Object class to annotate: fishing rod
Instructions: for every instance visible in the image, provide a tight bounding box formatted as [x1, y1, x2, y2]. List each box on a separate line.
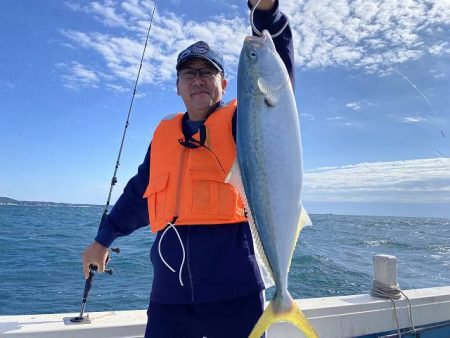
[70, 1, 158, 324]
[101, 0, 158, 224]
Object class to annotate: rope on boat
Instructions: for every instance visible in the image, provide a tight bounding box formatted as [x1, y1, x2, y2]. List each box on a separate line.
[371, 280, 416, 337]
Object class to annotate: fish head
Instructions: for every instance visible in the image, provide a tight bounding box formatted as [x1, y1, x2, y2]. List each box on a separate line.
[238, 30, 290, 106]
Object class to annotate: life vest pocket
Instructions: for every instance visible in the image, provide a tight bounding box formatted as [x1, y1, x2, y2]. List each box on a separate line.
[190, 170, 235, 218]
[144, 173, 170, 223]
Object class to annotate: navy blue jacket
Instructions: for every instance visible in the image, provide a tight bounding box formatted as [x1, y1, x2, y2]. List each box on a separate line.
[95, 0, 294, 304]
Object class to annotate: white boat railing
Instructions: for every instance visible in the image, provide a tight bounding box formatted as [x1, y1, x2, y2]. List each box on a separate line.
[1, 285, 450, 338]
[2, 256, 450, 337]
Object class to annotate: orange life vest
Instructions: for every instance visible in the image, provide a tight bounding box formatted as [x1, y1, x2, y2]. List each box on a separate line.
[144, 99, 246, 233]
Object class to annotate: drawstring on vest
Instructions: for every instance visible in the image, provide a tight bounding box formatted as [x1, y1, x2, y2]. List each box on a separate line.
[178, 124, 227, 174]
[158, 221, 186, 287]
[178, 124, 207, 149]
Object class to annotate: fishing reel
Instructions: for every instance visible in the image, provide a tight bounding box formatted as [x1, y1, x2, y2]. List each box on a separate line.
[69, 247, 120, 324]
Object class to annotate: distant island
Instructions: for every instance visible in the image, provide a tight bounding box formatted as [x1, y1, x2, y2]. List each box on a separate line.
[0, 197, 96, 207]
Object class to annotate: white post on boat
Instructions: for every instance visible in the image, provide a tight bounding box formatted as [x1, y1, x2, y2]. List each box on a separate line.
[373, 254, 397, 286]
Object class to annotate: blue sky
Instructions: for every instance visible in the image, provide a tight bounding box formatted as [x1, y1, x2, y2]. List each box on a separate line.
[1, 0, 449, 217]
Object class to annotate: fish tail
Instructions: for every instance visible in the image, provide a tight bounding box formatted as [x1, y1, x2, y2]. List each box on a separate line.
[248, 296, 318, 338]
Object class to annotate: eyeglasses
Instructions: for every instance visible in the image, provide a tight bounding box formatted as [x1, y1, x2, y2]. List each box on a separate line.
[178, 67, 220, 80]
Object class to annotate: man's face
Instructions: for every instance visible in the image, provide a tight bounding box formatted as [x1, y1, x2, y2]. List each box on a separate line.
[177, 58, 227, 120]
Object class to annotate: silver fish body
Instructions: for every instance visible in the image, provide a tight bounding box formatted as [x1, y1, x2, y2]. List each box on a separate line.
[231, 30, 317, 337]
[237, 31, 302, 294]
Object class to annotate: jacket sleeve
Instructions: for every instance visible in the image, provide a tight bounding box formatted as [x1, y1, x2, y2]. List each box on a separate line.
[248, 0, 295, 89]
[95, 144, 151, 248]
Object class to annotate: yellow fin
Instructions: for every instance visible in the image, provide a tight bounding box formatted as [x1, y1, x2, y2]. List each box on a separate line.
[248, 297, 318, 338]
[289, 205, 312, 263]
[300, 205, 312, 229]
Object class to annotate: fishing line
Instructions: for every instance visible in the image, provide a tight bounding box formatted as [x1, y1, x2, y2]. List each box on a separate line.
[250, 0, 288, 38]
[391, 67, 446, 139]
[100, 1, 158, 223]
[432, 148, 448, 158]
[392, 68, 436, 118]
[390, 67, 448, 158]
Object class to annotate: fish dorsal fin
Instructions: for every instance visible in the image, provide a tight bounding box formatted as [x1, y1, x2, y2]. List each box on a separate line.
[225, 159, 275, 288]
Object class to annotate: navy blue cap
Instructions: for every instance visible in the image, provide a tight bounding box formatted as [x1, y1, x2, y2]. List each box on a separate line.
[176, 41, 224, 73]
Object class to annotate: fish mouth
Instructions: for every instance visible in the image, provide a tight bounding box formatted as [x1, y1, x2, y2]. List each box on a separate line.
[244, 30, 270, 43]
[243, 32, 272, 58]
[244, 35, 266, 49]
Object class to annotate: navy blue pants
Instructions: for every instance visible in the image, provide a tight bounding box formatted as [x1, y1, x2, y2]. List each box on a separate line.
[145, 291, 265, 338]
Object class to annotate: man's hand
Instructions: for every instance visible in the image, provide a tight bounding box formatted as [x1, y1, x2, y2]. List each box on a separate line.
[249, 0, 275, 11]
[82, 241, 109, 279]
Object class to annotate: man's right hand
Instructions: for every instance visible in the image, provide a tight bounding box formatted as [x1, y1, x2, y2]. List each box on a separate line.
[82, 241, 109, 280]
[249, 0, 275, 11]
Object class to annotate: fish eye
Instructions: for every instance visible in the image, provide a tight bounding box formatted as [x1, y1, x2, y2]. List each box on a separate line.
[249, 50, 257, 58]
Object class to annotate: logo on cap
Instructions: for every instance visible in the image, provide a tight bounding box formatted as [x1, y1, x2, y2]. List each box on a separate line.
[191, 41, 209, 55]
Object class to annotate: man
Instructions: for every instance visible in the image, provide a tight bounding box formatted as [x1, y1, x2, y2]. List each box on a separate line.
[83, 0, 294, 336]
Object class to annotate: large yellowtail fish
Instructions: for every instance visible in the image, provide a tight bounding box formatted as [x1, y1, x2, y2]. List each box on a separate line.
[226, 30, 318, 338]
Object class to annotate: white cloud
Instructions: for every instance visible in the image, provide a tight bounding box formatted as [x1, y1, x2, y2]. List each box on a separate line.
[284, 0, 450, 71]
[403, 116, 427, 123]
[70, 0, 130, 29]
[326, 116, 344, 121]
[61, 0, 450, 89]
[61, 3, 247, 88]
[106, 83, 129, 93]
[121, 0, 148, 19]
[302, 113, 316, 121]
[344, 122, 354, 126]
[433, 72, 446, 79]
[428, 42, 450, 55]
[346, 102, 361, 110]
[59, 61, 100, 89]
[429, 0, 450, 25]
[303, 158, 450, 203]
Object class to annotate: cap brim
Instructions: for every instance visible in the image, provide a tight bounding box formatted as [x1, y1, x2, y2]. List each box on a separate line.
[176, 55, 222, 72]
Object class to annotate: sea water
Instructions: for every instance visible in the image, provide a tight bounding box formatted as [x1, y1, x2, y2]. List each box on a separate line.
[0, 205, 449, 315]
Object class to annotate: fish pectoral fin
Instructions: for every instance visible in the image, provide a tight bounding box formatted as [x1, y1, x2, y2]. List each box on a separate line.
[257, 77, 278, 107]
[258, 76, 290, 107]
[248, 297, 318, 338]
